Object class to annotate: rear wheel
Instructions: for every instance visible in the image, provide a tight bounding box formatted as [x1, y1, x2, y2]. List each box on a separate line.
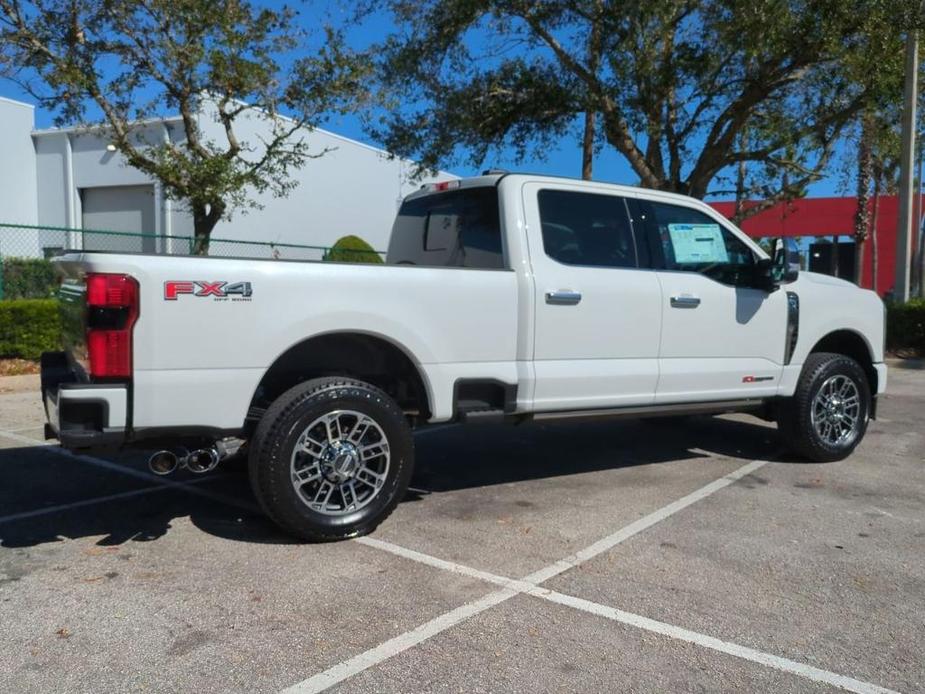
[778, 352, 870, 462]
[248, 377, 414, 541]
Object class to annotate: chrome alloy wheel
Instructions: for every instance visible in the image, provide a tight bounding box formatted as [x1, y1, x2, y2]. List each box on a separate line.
[289, 410, 390, 516]
[810, 374, 862, 447]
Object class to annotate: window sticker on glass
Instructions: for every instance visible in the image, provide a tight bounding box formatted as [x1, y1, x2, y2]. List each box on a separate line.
[667, 223, 729, 264]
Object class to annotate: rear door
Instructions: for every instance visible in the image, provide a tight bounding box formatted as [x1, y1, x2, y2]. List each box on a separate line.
[523, 181, 662, 411]
[631, 195, 788, 403]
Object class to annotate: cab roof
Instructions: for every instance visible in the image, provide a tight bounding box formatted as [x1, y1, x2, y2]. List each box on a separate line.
[405, 172, 704, 210]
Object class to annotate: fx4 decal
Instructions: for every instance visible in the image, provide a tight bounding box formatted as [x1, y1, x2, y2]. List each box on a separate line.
[164, 281, 253, 301]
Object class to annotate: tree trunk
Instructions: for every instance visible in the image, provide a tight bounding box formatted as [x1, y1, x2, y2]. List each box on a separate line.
[581, 1, 603, 182]
[734, 159, 747, 222]
[853, 113, 873, 285]
[191, 202, 224, 256]
[192, 212, 212, 256]
[871, 179, 881, 295]
[917, 132, 924, 297]
[733, 129, 749, 223]
[582, 110, 595, 180]
[855, 235, 865, 287]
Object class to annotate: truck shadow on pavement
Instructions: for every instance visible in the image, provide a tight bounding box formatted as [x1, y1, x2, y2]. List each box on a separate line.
[408, 414, 785, 493]
[0, 414, 790, 549]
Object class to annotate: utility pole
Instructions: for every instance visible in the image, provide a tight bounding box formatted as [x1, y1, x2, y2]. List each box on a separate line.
[896, 24, 921, 302]
[919, 142, 925, 297]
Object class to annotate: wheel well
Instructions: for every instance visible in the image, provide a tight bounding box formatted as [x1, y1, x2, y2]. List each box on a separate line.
[810, 330, 877, 392]
[247, 333, 430, 430]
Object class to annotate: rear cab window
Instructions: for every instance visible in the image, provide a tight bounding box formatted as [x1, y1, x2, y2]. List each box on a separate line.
[387, 187, 505, 269]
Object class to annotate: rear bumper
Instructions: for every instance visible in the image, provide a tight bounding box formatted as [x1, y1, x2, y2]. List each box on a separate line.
[41, 352, 127, 449]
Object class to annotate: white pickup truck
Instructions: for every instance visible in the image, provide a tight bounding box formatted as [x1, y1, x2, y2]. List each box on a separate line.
[41, 173, 887, 541]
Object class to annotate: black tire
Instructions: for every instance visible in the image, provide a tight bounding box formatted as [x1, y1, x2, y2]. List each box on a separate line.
[778, 352, 871, 462]
[248, 377, 414, 542]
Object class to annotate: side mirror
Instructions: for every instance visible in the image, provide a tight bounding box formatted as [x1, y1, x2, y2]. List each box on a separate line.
[771, 238, 800, 284]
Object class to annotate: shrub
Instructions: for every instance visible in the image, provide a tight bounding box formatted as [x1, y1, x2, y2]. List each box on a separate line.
[2, 257, 58, 300]
[0, 299, 61, 360]
[322, 235, 384, 264]
[886, 299, 925, 355]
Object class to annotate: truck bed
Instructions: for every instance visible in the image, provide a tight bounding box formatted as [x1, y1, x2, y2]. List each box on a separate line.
[53, 252, 522, 432]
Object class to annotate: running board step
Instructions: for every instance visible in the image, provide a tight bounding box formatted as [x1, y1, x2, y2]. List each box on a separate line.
[459, 407, 507, 424]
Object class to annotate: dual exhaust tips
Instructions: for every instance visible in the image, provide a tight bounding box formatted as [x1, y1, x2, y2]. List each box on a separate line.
[148, 447, 221, 476]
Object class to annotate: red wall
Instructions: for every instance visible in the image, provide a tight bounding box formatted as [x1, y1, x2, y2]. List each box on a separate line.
[710, 196, 922, 297]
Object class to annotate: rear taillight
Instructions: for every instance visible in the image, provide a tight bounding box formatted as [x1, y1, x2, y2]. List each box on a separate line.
[85, 273, 139, 378]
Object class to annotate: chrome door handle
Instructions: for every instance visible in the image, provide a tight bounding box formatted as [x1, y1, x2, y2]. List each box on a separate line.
[546, 290, 582, 306]
[670, 295, 701, 308]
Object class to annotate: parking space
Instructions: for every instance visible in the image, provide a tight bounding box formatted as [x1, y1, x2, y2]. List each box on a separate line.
[335, 595, 834, 694]
[0, 363, 922, 693]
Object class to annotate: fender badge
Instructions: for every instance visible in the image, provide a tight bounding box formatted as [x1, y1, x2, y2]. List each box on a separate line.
[164, 281, 253, 301]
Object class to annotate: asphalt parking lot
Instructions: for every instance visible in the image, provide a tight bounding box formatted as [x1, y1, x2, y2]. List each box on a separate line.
[0, 363, 923, 694]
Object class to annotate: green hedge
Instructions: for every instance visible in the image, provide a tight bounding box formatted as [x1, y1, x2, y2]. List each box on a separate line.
[886, 299, 925, 355]
[2, 257, 57, 300]
[0, 299, 60, 360]
[322, 235, 384, 264]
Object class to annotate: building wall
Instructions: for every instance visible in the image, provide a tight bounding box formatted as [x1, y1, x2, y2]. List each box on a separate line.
[0, 97, 39, 257]
[711, 196, 923, 297]
[25, 100, 450, 257]
[34, 132, 70, 230]
[34, 120, 192, 254]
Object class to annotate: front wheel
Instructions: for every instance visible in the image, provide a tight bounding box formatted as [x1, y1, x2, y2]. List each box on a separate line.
[248, 377, 414, 541]
[778, 352, 871, 462]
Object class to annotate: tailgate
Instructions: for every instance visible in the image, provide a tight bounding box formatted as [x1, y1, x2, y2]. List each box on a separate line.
[41, 256, 131, 449]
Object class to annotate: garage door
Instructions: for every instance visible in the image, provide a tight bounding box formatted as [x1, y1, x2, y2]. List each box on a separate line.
[81, 185, 156, 253]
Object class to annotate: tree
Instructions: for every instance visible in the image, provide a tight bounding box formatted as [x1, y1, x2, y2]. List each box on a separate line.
[370, 0, 921, 214]
[0, 0, 370, 253]
[853, 111, 874, 285]
[323, 234, 384, 263]
[845, 91, 907, 292]
[872, 150, 901, 294]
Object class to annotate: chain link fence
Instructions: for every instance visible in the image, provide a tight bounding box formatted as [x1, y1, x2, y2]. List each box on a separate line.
[0, 222, 386, 299]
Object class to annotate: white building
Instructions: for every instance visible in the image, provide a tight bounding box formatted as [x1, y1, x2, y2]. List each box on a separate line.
[0, 96, 452, 258]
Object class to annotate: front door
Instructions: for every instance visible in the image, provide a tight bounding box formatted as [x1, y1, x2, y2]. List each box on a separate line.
[524, 182, 663, 412]
[632, 196, 788, 403]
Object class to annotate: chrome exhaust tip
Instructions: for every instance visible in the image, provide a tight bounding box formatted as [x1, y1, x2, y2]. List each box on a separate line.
[186, 447, 220, 474]
[148, 450, 179, 476]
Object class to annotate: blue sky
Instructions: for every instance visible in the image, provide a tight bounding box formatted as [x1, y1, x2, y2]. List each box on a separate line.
[0, 0, 855, 200]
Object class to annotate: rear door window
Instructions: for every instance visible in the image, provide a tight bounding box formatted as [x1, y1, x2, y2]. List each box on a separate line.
[387, 187, 504, 268]
[537, 189, 646, 269]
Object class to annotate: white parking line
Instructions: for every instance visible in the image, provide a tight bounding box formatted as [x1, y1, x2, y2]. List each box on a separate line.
[0, 475, 222, 525]
[358, 536, 531, 589]
[0, 429, 259, 512]
[282, 459, 771, 693]
[535, 590, 897, 694]
[362, 537, 896, 694]
[282, 587, 520, 694]
[522, 458, 768, 584]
